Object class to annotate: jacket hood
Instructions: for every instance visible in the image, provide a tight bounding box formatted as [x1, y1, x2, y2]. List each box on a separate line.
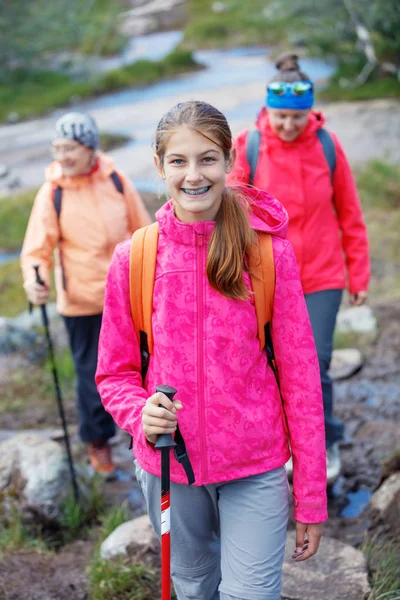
[256, 108, 326, 145]
[45, 152, 116, 188]
[155, 186, 288, 246]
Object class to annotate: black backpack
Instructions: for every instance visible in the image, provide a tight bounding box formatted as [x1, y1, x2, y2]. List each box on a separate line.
[246, 128, 336, 187]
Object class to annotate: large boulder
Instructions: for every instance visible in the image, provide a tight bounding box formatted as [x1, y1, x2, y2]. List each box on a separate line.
[282, 531, 371, 600]
[100, 514, 159, 561]
[370, 472, 400, 526]
[0, 433, 87, 524]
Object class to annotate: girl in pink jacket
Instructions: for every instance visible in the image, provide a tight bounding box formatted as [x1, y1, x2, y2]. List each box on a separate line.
[96, 100, 327, 600]
[228, 53, 370, 486]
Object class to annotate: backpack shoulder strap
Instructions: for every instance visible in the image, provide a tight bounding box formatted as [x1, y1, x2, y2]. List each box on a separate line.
[129, 222, 159, 369]
[249, 231, 275, 350]
[246, 129, 261, 187]
[316, 128, 336, 183]
[110, 170, 124, 194]
[53, 185, 63, 219]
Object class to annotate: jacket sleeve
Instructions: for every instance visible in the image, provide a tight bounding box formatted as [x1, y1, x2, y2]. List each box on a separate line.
[331, 133, 370, 294]
[271, 239, 328, 524]
[226, 129, 251, 186]
[119, 172, 152, 233]
[95, 241, 149, 442]
[20, 182, 60, 287]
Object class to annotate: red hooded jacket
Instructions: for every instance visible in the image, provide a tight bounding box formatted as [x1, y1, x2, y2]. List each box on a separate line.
[228, 109, 370, 295]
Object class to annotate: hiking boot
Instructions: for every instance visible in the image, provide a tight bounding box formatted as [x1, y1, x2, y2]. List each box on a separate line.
[87, 441, 116, 477]
[326, 442, 341, 486]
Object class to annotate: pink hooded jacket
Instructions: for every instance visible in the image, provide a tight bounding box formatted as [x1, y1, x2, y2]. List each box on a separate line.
[96, 187, 328, 523]
[228, 110, 370, 296]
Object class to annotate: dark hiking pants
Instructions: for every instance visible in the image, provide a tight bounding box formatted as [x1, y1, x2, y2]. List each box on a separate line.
[63, 313, 115, 443]
[304, 289, 344, 448]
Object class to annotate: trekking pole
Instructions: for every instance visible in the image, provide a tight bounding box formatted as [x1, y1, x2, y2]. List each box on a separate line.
[32, 265, 79, 502]
[154, 384, 177, 600]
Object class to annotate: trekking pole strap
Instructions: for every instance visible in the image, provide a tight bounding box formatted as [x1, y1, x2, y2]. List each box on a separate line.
[174, 424, 195, 485]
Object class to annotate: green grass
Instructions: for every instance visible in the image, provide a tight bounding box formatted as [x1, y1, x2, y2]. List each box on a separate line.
[0, 347, 75, 420]
[355, 160, 400, 301]
[318, 60, 400, 102]
[0, 49, 201, 123]
[181, 0, 289, 49]
[364, 540, 400, 600]
[0, 189, 36, 250]
[0, 506, 49, 554]
[87, 505, 161, 600]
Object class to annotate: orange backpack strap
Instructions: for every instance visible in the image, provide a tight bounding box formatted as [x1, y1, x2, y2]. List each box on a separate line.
[249, 232, 275, 350]
[129, 222, 159, 378]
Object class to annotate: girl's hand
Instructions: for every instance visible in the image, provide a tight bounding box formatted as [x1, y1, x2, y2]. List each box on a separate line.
[349, 290, 368, 306]
[24, 280, 49, 305]
[292, 522, 323, 562]
[142, 392, 183, 444]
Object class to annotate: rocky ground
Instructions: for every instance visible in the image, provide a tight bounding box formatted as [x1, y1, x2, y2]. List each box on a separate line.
[0, 292, 399, 599]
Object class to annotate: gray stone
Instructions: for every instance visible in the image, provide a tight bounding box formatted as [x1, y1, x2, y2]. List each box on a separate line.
[100, 514, 159, 560]
[282, 531, 370, 600]
[0, 163, 9, 178]
[336, 305, 377, 335]
[329, 348, 364, 380]
[0, 316, 38, 355]
[370, 473, 400, 516]
[0, 433, 89, 524]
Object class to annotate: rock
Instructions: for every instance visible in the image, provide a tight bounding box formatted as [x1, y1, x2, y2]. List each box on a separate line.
[0, 433, 89, 524]
[212, 2, 227, 12]
[336, 305, 378, 335]
[0, 316, 38, 355]
[329, 348, 364, 380]
[282, 531, 371, 600]
[0, 163, 9, 178]
[7, 111, 20, 124]
[370, 473, 400, 519]
[100, 514, 159, 560]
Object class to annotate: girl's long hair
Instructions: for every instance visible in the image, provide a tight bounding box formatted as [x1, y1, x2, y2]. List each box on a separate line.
[154, 101, 256, 300]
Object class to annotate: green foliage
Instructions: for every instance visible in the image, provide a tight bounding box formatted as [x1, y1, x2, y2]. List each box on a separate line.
[99, 504, 130, 540]
[0, 260, 27, 318]
[355, 160, 400, 300]
[0, 0, 128, 74]
[0, 504, 49, 554]
[88, 554, 159, 600]
[0, 189, 36, 250]
[59, 475, 105, 543]
[364, 539, 400, 599]
[0, 50, 200, 123]
[182, 0, 290, 48]
[356, 160, 400, 210]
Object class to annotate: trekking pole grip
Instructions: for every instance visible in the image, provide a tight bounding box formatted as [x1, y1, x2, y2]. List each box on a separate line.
[155, 385, 177, 450]
[33, 264, 45, 286]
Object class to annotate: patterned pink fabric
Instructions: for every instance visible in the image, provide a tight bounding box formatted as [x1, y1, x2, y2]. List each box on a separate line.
[96, 187, 328, 523]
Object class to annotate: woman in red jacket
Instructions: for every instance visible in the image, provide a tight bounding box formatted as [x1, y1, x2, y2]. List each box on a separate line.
[228, 52, 370, 484]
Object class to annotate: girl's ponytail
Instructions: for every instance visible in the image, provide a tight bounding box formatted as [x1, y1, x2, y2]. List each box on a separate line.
[207, 188, 256, 300]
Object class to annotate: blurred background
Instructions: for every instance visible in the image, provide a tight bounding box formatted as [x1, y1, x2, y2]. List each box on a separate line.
[0, 2, 399, 599]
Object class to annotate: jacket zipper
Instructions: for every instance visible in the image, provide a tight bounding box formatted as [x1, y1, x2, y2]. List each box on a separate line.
[196, 232, 208, 482]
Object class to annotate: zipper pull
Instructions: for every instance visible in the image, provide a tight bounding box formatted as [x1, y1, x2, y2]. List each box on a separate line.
[197, 233, 204, 247]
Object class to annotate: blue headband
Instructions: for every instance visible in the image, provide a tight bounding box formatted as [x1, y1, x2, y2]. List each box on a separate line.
[266, 81, 314, 110]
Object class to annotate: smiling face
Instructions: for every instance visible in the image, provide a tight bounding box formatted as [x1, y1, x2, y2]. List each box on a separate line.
[267, 108, 309, 142]
[51, 139, 95, 177]
[155, 126, 235, 223]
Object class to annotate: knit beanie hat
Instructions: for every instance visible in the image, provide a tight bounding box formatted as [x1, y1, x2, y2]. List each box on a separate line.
[55, 112, 99, 150]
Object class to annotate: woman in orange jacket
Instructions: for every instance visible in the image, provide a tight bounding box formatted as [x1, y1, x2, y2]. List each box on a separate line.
[228, 53, 370, 484]
[21, 111, 151, 475]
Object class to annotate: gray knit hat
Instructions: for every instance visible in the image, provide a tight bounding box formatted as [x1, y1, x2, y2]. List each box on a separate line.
[55, 111, 99, 150]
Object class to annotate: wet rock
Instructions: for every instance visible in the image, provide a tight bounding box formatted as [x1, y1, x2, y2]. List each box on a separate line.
[330, 348, 363, 380]
[0, 433, 89, 525]
[282, 531, 371, 600]
[100, 514, 159, 560]
[336, 305, 377, 335]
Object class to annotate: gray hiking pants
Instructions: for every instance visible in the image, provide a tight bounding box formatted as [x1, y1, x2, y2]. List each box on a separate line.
[135, 462, 290, 600]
